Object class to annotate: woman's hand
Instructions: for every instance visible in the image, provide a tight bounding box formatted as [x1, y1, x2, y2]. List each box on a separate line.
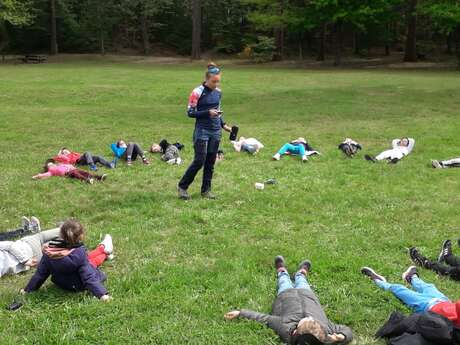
[327, 333, 345, 343]
[224, 310, 240, 320]
[209, 109, 220, 117]
[100, 295, 112, 302]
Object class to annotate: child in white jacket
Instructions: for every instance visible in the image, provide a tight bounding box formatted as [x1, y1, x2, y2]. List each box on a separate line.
[365, 137, 415, 164]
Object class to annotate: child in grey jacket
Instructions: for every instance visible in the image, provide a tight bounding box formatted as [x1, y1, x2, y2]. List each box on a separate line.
[225, 256, 353, 345]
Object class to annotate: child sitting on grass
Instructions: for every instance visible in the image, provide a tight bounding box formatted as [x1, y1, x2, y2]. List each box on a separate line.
[111, 140, 150, 166]
[150, 139, 183, 165]
[54, 147, 115, 171]
[32, 159, 107, 184]
[272, 137, 320, 162]
[21, 219, 113, 302]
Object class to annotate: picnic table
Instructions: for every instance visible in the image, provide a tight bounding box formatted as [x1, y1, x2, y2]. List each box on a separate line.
[19, 55, 48, 64]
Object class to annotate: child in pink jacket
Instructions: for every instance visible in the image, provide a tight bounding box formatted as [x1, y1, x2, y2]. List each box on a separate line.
[33, 159, 107, 184]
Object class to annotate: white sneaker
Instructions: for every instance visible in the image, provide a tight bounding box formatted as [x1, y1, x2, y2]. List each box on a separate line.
[100, 234, 113, 255]
[176, 157, 182, 165]
[272, 153, 281, 161]
[431, 160, 443, 169]
[166, 158, 176, 165]
[302, 155, 308, 162]
[21, 216, 31, 230]
[30, 216, 41, 233]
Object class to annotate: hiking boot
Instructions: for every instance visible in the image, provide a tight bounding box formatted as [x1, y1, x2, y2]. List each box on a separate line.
[438, 240, 452, 263]
[365, 154, 376, 163]
[402, 266, 418, 284]
[201, 191, 216, 200]
[361, 267, 386, 282]
[178, 187, 190, 200]
[274, 255, 286, 271]
[298, 260, 312, 274]
[409, 247, 431, 268]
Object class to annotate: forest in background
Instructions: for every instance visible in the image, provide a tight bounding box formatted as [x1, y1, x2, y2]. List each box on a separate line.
[1, 0, 460, 65]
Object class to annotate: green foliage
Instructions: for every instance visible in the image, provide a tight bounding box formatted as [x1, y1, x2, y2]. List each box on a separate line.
[421, 0, 460, 34]
[248, 35, 276, 62]
[0, 0, 34, 25]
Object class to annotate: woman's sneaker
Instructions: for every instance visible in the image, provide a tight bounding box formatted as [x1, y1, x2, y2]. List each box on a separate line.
[438, 240, 452, 263]
[100, 234, 113, 255]
[361, 267, 386, 282]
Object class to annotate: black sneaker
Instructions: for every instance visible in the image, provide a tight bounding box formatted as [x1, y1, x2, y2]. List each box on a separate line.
[409, 247, 430, 268]
[361, 267, 386, 282]
[438, 240, 452, 263]
[201, 191, 216, 200]
[178, 187, 191, 200]
[365, 154, 376, 163]
[402, 266, 418, 284]
[389, 158, 400, 164]
[298, 260, 312, 273]
[274, 255, 286, 270]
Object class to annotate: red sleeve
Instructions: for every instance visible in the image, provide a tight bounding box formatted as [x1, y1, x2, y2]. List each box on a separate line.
[456, 301, 460, 326]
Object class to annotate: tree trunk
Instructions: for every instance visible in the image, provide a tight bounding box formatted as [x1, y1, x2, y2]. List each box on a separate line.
[50, 0, 58, 55]
[446, 33, 453, 55]
[191, 0, 201, 60]
[298, 32, 303, 60]
[456, 25, 460, 69]
[274, 27, 284, 60]
[334, 21, 343, 66]
[316, 23, 326, 61]
[140, 14, 150, 55]
[100, 32, 105, 55]
[404, 0, 417, 62]
[385, 23, 391, 56]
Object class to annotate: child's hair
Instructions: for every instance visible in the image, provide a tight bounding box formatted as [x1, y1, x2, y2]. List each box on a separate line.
[206, 62, 221, 79]
[159, 139, 169, 153]
[43, 158, 56, 172]
[116, 140, 123, 148]
[60, 219, 85, 246]
[58, 147, 68, 155]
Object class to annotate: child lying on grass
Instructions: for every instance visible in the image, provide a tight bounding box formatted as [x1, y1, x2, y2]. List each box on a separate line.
[272, 137, 320, 162]
[21, 219, 113, 302]
[54, 147, 115, 170]
[110, 140, 150, 166]
[231, 137, 264, 155]
[365, 137, 415, 164]
[151, 139, 183, 165]
[32, 159, 107, 184]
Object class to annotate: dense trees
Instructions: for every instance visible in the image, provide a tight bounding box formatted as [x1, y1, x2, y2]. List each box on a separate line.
[2, 0, 460, 65]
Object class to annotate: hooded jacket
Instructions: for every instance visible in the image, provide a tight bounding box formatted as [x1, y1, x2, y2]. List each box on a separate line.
[239, 288, 353, 344]
[24, 245, 107, 298]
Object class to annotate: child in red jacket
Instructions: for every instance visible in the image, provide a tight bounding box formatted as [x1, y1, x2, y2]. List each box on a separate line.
[54, 148, 114, 171]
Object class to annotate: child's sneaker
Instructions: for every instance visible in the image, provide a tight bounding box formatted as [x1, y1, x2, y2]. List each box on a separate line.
[89, 164, 98, 171]
[142, 158, 150, 165]
[302, 155, 308, 162]
[438, 240, 452, 263]
[272, 153, 281, 161]
[176, 157, 182, 165]
[100, 174, 107, 182]
[21, 216, 31, 231]
[402, 266, 418, 284]
[431, 160, 443, 169]
[87, 178, 95, 184]
[111, 159, 117, 168]
[361, 267, 386, 282]
[127, 159, 133, 166]
[100, 234, 113, 255]
[30, 216, 41, 233]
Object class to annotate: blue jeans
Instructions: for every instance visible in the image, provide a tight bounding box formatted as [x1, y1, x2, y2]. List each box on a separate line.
[278, 143, 305, 157]
[375, 277, 450, 313]
[277, 271, 311, 296]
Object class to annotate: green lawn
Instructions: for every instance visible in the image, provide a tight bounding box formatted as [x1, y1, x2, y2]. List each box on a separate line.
[1, 60, 460, 345]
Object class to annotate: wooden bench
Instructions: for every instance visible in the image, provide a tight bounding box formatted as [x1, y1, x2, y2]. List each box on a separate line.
[19, 55, 48, 64]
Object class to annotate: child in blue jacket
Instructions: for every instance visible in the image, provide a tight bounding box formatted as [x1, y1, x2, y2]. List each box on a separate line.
[111, 140, 150, 166]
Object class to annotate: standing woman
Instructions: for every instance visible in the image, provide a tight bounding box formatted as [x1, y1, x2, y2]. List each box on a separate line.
[178, 63, 228, 200]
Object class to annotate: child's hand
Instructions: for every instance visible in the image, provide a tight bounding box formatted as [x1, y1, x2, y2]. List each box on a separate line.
[224, 310, 240, 320]
[327, 333, 345, 343]
[100, 295, 112, 302]
[19, 289, 26, 295]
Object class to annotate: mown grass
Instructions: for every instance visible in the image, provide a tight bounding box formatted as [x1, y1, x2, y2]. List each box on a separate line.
[0, 60, 460, 345]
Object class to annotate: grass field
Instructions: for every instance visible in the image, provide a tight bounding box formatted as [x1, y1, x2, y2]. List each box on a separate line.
[1, 60, 460, 345]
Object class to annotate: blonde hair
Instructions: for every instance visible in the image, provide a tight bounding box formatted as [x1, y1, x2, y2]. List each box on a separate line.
[60, 219, 85, 246]
[205, 62, 221, 79]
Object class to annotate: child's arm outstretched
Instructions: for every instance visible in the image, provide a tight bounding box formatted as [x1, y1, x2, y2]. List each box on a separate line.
[78, 264, 111, 301]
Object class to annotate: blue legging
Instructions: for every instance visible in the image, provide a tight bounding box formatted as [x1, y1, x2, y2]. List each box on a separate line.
[375, 277, 450, 313]
[277, 271, 311, 295]
[277, 143, 305, 157]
